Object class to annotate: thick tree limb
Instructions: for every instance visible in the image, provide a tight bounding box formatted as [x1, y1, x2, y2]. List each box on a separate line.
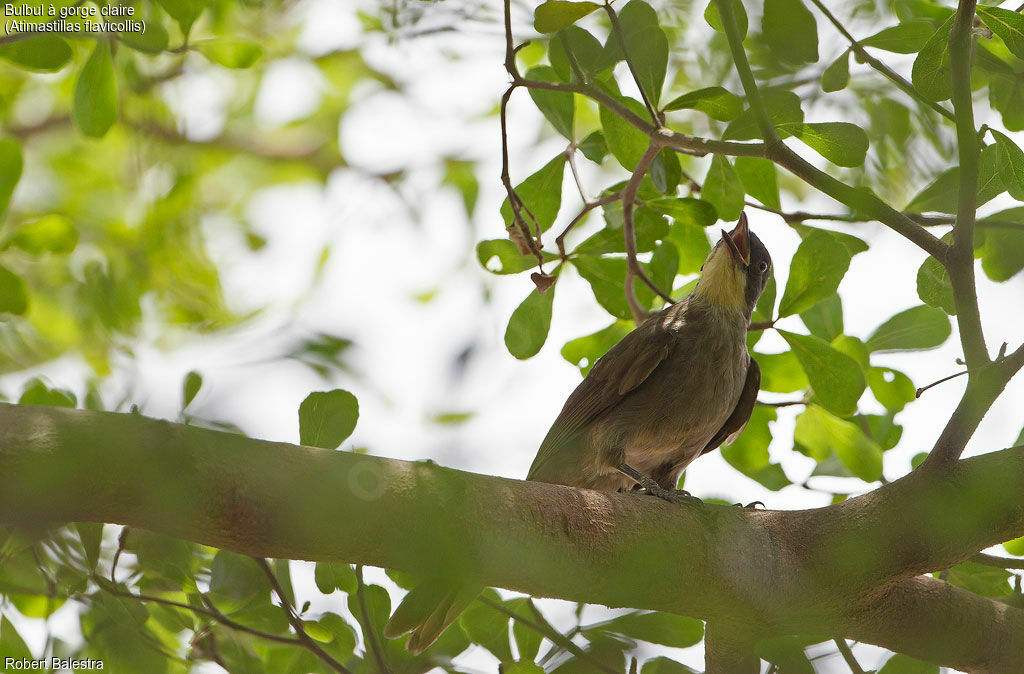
[1, 404, 1023, 671]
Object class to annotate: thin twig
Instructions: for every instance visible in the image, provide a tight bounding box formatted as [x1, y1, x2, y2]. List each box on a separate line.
[555, 192, 622, 258]
[834, 638, 867, 674]
[970, 552, 1024, 569]
[623, 142, 672, 324]
[756, 399, 808, 408]
[916, 369, 968, 398]
[255, 558, 352, 674]
[355, 565, 390, 674]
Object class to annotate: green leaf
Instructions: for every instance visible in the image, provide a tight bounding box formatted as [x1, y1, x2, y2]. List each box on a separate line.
[550, 26, 613, 81]
[779, 122, 869, 168]
[460, 590, 512, 661]
[0, 35, 72, 72]
[599, 97, 650, 171]
[183, 371, 202, 408]
[505, 286, 555, 359]
[763, 0, 818, 65]
[156, 0, 203, 36]
[573, 254, 663, 319]
[73, 41, 118, 138]
[314, 562, 357, 594]
[0, 616, 33, 661]
[1003, 534, 1024, 556]
[0, 138, 23, 219]
[648, 241, 678, 305]
[860, 20, 934, 54]
[867, 367, 916, 411]
[911, 16, 954, 102]
[663, 86, 743, 121]
[945, 560, 1013, 597]
[800, 293, 843, 342]
[0, 265, 29, 316]
[209, 551, 269, 613]
[609, 0, 668, 105]
[526, 66, 574, 139]
[587, 611, 703, 648]
[477, 239, 552, 275]
[506, 597, 543, 662]
[721, 406, 791, 491]
[195, 39, 264, 68]
[917, 238, 956, 315]
[977, 143, 1008, 204]
[500, 154, 566, 233]
[821, 50, 850, 92]
[991, 130, 1024, 201]
[734, 157, 780, 210]
[346, 583, 390, 637]
[723, 91, 804, 141]
[576, 204, 667, 255]
[534, 0, 601, 33]
[867, 305, 951, 351]
[878, 654, 939, 674]
[756, 351, 809, 393]
[704, 0, 747, 39]
[646, 198, 717, 227]
[667, 221, 711, 275]
[298, 389, 359, 449]
[119, 16, 170, 54]
[578, 130, 608, 163]
[791, 225, 868, 256]
[977, 209, 1024, 282]
[794, 405, 882, 481]
[831, 334, 869, 370]
[650, 148, 681, 194]
[505, 662, 545, 674]
[780, 331, 866, 417]
[906, 167, 958, 213]
[977, 6, 1024, 61]
[642, 657, 699, 674]
[702, 155, 744, 222]
[11, 215, 77, 254]
[778, 230, 853, 317]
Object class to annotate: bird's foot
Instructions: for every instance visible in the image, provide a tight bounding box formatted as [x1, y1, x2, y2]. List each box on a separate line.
[733, 500, 765, 510]
[642, 485, 704, 505]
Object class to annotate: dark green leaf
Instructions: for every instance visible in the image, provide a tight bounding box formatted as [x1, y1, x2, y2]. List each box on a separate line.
[648, 241, 679, 305]
[550, 26, 614, 81]
[977, 6, 1024, 61]
[800, 293, 843, 342]
[73, 41, 118, 138]
[314, 562, 357, 594]
[578, 130, 608, 163]
[534, 0, 601, 33]
[573, 255, 634, 320]
[756, 351, 809, 393]
[821, 50, 851, 92]
[647, 198, 717, 227]
[527, 66, 575, 139]
[183, 371, 202, 407]
[562, 321, 633, 375]
[318, 612, 358, 662]
[704, 0, 747, 39]
[862, 412, 903, 451]
[76, 522, 103, 570]
[867, 305, 951, 351]
[588, 611, 703, 648]
[459, 590, 512, 661]
[861, 20, 934, 53]
[945, 561, 1013, 597]
[779, 230, 853, 317]
[992, 130, 1024, 201]
[0, 35, 72, 72]
[346, 583, 390, 636]
[0, 138, 23, 220]
[505, 286, 555, 359]
[477, 239, 550, 275]
[977, 143, 1008, 204]
[702, 155, 744, 221]
[119, 15, 170, 54]
[650, 148, 681, 194]
[505, 597, 543, 662]
[209, 551, 269, 613]
[735, 157, 780, 210]
[721, 406, 791, 490]
[780, 331, 866, 417]
[664, 86, 743, 121]
[978, 208, 1024, 282]
[576, 205, 667, 255]
[878, 654, 940, 674]
[298, 389, 359, 449]
[599, 97, 650, 171]
[501, 154, 566, 233]
[505, 662, 545, 674]
[0, 265, 29, 315]
[911, 16, 954, 102]
[668, 220, 711, 275]
[195, 39, 264, 68]
[11, 215, 77, 254]
[0, 616, 33, 661]
[790, 225, 868, 255]
[795, 404, 882, 481]
[906, 168, 958, 213]
[18, 378, 75, 407]
[610, 0, 669, 105]
[723, 91, 804, 141]
[763, 0, 818, 65]
[917, 237, 956, 315]
[642, 657, 699, 674]
[779, 122, 869, 167]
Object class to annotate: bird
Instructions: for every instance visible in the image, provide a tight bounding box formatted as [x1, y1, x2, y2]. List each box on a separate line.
[384, 213, 772, 653]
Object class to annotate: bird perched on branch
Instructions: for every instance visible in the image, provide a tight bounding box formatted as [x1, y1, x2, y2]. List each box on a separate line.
[385, 213, 772, 652]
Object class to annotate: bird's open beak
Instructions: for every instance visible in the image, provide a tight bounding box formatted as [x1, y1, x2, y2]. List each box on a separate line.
[721, 213, 751, 267]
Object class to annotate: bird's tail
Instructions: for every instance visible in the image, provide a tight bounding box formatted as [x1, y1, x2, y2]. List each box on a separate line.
[383, 579, 481, 654]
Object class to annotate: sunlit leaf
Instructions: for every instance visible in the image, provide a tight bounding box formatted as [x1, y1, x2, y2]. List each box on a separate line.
[867, 367, 916, 411]
[0, 265, 29, 315]
[298, 389, 359, 449]
[911, 16, 954, 102]
[0, 35, 72, 72]
[500, 154, 566, 233]
[534, 0, 601, 33]
[527, 66, 574, 139]
[795, 404, 882, 481]
[867, 305, 951, 351]
[821, 50, 850, 92]
[701, 155, 743, 222]
[779, 230, 853, 317]
[977, 6, 1024, 61]
[780, 331, 865, 416]
[800, 293, 843, 342]
[735, 157, 780, 210]
[664, 86, 743, 121]
[861, 20, 934, 53]
[195, 39, 263, 68]
[779, 122, 869, 167]
[600, 96, 651, 171]
[505, 286, 555, 359]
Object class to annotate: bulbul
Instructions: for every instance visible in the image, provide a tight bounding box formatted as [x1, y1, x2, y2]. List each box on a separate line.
[384, 213, 772, 652]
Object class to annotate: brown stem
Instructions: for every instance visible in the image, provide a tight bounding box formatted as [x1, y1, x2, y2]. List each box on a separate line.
[622, 142, 671, 324]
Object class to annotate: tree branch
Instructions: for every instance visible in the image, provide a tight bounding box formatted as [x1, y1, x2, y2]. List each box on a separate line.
[622, 141, 671, 324]
[2, 405, 1023, 670]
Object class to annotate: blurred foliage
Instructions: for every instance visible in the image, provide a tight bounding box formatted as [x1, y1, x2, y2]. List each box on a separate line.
[2, 0, 1024, 671]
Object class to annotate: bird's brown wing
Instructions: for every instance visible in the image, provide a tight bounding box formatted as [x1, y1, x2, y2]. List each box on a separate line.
[700, 356, 760, 455]
[527, 309, 676, 481]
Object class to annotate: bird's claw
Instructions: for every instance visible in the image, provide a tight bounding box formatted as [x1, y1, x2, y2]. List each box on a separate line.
[733, 500, 765, 510]
[641, 486, 703, 505]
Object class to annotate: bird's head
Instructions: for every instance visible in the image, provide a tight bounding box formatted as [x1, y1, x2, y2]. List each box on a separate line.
[693, 213, 772, 317]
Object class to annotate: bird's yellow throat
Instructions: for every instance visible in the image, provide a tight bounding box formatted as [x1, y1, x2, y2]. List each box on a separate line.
[693, 246, 747, 311]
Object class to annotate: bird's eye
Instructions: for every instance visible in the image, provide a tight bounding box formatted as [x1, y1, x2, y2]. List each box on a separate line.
[758, 261, 769, 273]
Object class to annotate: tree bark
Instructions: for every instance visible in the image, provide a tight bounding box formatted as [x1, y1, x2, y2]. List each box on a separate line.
[1, 404, 1022, 671]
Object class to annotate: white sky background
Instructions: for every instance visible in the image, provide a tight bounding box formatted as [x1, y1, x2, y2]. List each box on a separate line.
[5, 0, 1024, 672]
